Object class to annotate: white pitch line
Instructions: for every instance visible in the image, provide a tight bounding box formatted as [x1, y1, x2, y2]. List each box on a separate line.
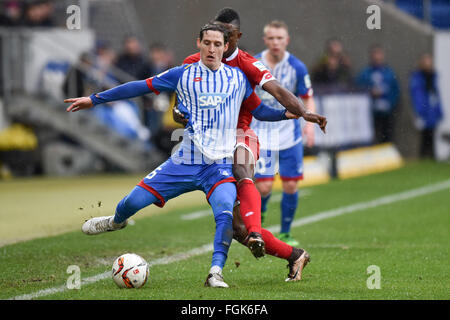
[9, 179, 450, 300]
[10, 243, 214, 300]
[270, 189, 312, 203]
[180, 209, 212, 221]
[265, 179, 450, 233]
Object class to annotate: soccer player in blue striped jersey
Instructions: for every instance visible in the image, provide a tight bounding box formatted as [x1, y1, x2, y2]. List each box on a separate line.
[251, 20, 317, 246]
[64, 23, 297, 288]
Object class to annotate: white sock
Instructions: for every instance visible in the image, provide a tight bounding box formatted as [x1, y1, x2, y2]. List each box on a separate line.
[210, 265, 222, 275]
[108, 216, 114, 227]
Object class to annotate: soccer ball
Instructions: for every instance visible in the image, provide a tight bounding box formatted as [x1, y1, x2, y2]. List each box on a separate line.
[112, 253, 149, 288]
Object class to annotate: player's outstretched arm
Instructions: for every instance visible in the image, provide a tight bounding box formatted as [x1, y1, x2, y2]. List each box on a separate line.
[65, 80, 151, 112]
[262, 80, 327, 133]
[250, 102, 299, 121]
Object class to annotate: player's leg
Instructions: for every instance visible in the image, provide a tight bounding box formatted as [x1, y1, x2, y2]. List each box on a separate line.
[256, 178, 274, 225]
[278, 142, 304, 246]
[205, 182, 236, 288]
[114, 185, 158, 223]
[233, 129, 265, 257]
[81, 184, 158, 235]
[82, 159, 187, 235]
[278, 180, 299, 246]
[232, 205, 310, 281]
[254, 148, 277, 224]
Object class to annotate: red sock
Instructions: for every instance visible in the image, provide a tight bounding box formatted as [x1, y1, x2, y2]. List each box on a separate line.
[261, 228, 293, 259]
[237, 179, 262, 234]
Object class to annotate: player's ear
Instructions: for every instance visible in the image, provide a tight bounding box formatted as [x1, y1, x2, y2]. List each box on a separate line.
[237, 32, 242, 40]
[224, 42, 229, 52]
[196, 38, 201, 49]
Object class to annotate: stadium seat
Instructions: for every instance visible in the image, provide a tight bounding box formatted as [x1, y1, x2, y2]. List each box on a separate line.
[394, 0, 450, 29]
[431, 0, 450, 29]
[395, 0, 424, 20]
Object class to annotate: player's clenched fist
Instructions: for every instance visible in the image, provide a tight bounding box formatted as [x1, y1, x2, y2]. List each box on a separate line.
[303, 111, 327, 133]
[64, 97, 94, 112]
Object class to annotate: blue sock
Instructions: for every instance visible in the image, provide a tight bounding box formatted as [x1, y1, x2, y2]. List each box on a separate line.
[261, 193, 272, 213]
[281, 191, 298, 234]
[208, 182, 236, 269]
[114, 186, 158, 223]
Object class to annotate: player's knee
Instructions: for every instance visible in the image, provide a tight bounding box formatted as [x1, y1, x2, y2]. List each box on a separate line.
[257, 180, 273, 197]
[119, 195, 143, 213]
[213, 195, 233, 211]
[209, 183, 236, 219]
[232, 163, 254, 181]
[282, 180, 298, 194]
[118, 186, 156, 213]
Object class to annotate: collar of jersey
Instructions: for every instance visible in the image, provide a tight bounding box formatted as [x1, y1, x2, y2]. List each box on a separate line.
[198, 59, 224, 73]
[261, 49, 290, 69]
[225, 47, 239, 62]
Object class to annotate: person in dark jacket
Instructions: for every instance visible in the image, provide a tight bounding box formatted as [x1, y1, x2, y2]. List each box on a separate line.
[115, 36, 153, 82]
[409, 53, 443, 159]
[356, 44, 400, 144]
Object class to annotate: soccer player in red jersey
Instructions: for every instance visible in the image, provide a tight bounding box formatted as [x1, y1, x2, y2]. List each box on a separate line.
[175, 8, 327, 281]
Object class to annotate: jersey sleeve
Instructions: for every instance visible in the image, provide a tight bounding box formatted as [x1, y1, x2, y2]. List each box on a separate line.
[145, 65, 185, 95]
[89, 80, 151, 106]
[251, 102, 287, 121]
[240, 53, 276, 87]
[241, 76, 262, 112]
[293, 58, 313, 98]
[238, 75, 262, 130]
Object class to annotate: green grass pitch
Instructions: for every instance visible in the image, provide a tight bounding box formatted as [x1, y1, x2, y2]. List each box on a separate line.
[1, 160, 449, 300]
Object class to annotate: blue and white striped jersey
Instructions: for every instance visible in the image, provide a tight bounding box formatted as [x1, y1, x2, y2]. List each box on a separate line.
[250, 50, 313, 151]
[147, 60, 259, 163]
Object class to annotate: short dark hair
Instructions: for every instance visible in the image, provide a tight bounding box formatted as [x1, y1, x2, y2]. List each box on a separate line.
[199, 22, 230, 44]
[214, 7, 240, 29]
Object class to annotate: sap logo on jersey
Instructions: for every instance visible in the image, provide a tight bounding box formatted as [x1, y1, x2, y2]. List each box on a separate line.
[198, 93, 229, 109]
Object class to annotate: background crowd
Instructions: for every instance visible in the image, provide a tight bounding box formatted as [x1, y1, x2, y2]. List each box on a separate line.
[0, 0, 445, 178]
[59, 31, 444, 159]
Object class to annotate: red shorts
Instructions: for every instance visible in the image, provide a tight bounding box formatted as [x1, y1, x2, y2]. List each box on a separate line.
[234, 128, 260, 165]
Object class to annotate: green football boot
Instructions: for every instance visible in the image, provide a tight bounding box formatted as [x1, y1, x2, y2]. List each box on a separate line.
[277, 232, 299, 247]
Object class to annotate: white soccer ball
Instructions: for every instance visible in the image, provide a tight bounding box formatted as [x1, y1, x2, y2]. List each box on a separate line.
[112, 253, 149, 288]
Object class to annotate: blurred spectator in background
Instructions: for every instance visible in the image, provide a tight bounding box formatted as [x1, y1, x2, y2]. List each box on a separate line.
[115, 36, 152, 82]
[0, 1, 23, 26]
[92, 100, 152, 145]
[114, 36, 154, 143]
[143, 43, 176, 139]
[356, 44, 399, 144]
[154, 93, 184, 156]
[409, 53, 443, 159]
[91, 41, 119, 89]
[62, 52, 93, 98]
[63, 43, 118, 101]
[62, 44, 152, 146]
[22, 0, 55, 27]
[149, 42, 175, 74]
[311, 38, 353, 90]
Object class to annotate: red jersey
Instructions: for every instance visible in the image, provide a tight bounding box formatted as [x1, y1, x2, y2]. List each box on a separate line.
[183, 48, 275, 130]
